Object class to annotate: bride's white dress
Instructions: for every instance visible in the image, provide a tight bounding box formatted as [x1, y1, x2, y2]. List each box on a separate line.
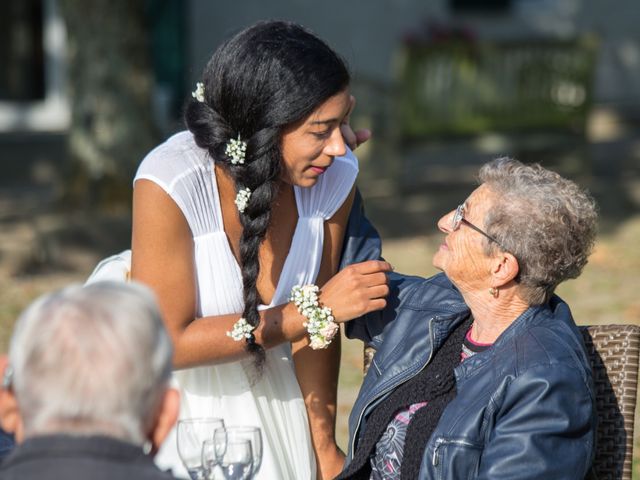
[131, 131, 358, 479]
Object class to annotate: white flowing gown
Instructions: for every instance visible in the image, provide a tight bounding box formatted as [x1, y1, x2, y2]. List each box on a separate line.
[132, 131, 358, 479]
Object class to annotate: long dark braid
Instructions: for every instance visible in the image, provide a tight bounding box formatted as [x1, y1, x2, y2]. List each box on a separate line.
[234, 131, 282, 366]
[184, 21, 350, 373]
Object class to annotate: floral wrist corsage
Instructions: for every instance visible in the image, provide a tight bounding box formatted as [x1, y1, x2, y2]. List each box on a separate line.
[290, 284, 338, 350]
[226, 317, 256, 342]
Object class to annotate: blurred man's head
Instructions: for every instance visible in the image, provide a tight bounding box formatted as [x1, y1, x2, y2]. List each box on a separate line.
[0, 281, 178, 453]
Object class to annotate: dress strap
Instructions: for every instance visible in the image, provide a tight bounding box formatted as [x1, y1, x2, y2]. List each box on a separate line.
[266, 149, 359, 307]
[133, 131, 223, 238]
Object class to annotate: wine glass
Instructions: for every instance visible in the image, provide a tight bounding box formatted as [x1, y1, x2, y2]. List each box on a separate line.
[215, 426, 262, 477]
[202, 438, 226, 480]
[177, 417, 225, 480]
[217, 439, 253, 480]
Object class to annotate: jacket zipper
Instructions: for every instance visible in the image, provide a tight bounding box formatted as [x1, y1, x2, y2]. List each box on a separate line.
[350, 315, 439, 458]
[432, 438, 478, 466]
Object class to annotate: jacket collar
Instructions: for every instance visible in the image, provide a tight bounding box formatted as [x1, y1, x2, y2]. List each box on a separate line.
[1, 434, 148, 467]
[454, 297, 573, 381]
[363, 306, 470, 408]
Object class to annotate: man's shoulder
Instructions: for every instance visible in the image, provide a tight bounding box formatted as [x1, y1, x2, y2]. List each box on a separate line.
[0, 435, 178, 480]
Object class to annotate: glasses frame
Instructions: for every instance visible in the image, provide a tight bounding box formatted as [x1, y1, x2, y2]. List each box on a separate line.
[451, 203, 502, 247]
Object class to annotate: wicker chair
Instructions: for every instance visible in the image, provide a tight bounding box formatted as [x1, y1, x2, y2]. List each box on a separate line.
[581, 324, 640, 480]
[362, 324, 640, 480]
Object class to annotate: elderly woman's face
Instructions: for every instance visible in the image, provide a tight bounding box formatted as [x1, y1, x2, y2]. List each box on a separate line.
[433, 184, 498, 291]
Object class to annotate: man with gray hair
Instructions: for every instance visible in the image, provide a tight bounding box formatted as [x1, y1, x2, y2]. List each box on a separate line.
[0, 281, 180, 479]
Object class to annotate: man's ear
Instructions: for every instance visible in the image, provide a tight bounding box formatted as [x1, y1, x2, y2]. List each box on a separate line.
[150, 387, 180, 456]
[490, 252, 519, 287]
[0, 354, 22, 442]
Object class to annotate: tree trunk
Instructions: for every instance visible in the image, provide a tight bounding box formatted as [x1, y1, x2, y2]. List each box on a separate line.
[60, 0, 158, 207]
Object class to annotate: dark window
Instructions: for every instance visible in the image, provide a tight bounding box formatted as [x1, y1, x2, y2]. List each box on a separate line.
[149, 0, 187, 125]
[0, 0, 46, 101]
[451, 0, 511, 12]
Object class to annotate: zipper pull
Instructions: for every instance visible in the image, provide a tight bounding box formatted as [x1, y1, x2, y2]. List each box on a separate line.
[432, 444, 441, 466]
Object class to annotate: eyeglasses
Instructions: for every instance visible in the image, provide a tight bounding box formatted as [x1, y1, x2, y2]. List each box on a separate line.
[451, 203, 502, 246]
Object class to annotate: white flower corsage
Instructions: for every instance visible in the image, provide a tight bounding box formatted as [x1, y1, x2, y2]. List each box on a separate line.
[192, 82, 205, 102]
[235, 187, 251, 213]
[226, 317, 256, 342]
[225, 134, 247, 165]
[290, 284, 338, 350]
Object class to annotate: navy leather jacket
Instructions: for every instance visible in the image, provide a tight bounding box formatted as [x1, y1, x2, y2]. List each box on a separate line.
[339, 192, 596, 479]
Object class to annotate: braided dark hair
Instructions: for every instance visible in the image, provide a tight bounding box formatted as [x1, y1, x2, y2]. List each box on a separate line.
[184, 21, 350, 372]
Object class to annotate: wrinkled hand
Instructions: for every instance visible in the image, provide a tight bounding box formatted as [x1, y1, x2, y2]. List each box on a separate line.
[340, 95, 372, 151]
[320, 260, 392, 322]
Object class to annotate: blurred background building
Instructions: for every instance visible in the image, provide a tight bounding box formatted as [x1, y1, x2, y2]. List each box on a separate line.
[2, 0, 640, 190]
[2, 0, 640, 472]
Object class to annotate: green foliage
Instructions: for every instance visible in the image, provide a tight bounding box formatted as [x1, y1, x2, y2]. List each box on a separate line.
[397, 37, 598, 139]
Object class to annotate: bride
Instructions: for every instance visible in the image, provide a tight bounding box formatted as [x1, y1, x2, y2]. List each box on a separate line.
[128, 20, 390, 479]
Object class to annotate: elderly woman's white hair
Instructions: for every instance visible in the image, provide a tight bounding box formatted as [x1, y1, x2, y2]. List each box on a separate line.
[479, 157, 598, 305]
[7, 281, 173, 444]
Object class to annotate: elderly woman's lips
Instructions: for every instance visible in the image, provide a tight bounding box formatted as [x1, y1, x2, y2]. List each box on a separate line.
[440, 242, 449, 250]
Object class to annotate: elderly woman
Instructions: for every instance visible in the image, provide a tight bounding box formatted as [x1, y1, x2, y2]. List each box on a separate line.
[337, 157, 597, 479]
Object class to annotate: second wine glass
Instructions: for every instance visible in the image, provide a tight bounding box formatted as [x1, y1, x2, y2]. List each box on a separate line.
[214, 426, 262, 477]
[177, 417, 225, 480]
[217, 439, 253, 480]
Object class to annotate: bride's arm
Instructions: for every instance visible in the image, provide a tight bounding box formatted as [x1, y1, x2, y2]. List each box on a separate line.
[292, 186, 356, 480]
[132, 180, 389, 370]
[132, 179, 308, 368]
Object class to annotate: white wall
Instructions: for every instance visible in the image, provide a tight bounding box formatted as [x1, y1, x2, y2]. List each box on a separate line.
[187, 0, 640, 109]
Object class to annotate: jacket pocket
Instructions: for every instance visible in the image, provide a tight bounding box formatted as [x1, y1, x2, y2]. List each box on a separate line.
[431, 437, 483, 480]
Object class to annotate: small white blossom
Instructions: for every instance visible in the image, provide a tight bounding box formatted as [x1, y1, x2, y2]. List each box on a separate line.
[226, 317, 255, 342]
[320, 322, 339, 339]
[235, 188, 252, 213]
[290, 284, 338, 350]
[192, 82, 205, 102]
[225, 135, 247, 165]
[309, 336, 326, 350]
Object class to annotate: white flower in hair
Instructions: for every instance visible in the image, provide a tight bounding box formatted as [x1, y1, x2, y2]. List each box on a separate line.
[192, 82, 205, 102]
[235, 187, 252, 213]
[225, 134, 247, 165]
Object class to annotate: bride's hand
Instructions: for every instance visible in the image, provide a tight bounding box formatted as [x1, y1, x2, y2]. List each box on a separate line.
[316, 444, 346, 480]
[320, 260, 392, 322]
[340, 95, 371, 150]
